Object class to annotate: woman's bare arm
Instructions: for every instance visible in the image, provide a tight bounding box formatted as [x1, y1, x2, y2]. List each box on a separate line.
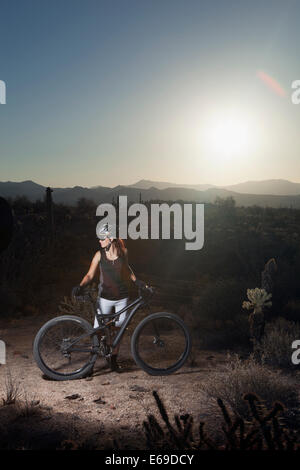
[79, 251, 100, 287]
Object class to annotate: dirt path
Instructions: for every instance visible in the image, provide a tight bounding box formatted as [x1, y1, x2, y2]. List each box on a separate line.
[0, 316, 228, 449]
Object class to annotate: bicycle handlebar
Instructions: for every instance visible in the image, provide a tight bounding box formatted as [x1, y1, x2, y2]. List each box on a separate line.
[138, 284, 154, 302]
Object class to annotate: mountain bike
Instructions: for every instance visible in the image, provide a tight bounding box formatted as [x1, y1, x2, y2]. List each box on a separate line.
[33, 285, 191, 381]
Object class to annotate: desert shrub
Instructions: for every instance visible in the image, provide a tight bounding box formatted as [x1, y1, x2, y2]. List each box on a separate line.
[58, 285, 98, 325]
[199, 355, 299, 430]
[260, 317, 300, 369]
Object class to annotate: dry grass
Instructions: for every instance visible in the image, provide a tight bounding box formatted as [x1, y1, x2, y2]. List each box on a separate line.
[2, 369, 21, 405]
[2, 369, 40, 418]
[17, 392, 40, 418]
[260, 318, 300, 369]
[198, 354, 299, 435]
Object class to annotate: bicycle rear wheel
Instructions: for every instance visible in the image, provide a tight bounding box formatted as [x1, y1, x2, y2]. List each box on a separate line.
[131, 312, 191, 375]
[33, 315, 99, 381]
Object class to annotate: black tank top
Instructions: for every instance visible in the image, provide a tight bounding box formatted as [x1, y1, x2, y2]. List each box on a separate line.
[98, 249, 130, 300]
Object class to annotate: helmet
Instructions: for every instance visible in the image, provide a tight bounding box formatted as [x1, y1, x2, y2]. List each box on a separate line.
[96, 222, 116, 240]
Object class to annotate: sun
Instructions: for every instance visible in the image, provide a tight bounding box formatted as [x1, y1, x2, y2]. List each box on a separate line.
[202, 111, 254, 161]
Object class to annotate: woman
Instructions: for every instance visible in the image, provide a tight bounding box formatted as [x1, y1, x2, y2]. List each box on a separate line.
[74, 223, 144, 371]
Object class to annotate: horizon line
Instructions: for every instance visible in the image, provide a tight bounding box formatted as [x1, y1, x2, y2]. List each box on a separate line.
[2, 177, 300, 190]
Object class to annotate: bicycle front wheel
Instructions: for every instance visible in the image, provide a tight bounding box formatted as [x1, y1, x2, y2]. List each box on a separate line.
[131, 312, 191, 375]
[33, 315, 99, 381]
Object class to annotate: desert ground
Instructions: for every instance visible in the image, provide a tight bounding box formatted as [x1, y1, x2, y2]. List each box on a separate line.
[0, 313, 227, 450]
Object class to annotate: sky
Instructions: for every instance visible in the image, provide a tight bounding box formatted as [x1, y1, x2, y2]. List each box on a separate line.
[0, 0, 300, 188]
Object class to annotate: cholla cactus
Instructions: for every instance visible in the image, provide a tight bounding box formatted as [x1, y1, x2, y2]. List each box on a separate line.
[243, 288, 272, 359]
[242, 288, 272, 312]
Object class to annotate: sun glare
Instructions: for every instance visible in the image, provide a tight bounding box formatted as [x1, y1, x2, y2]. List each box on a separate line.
[202, 111, 255, 161]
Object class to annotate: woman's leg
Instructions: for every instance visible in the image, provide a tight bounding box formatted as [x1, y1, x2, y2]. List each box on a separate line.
[96, 298, 128, 368]
[112, 297, 129, 356]
[114, 297, 129, 327]
[95, 298, 119, 356]
[94, 297, 114, 328]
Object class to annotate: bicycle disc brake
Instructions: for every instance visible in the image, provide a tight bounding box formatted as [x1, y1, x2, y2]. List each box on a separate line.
[153, 336, 165, 347]
[61, 338, 72, 360]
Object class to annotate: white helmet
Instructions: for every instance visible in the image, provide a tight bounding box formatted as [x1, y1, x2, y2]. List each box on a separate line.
[96, 222, 116, 240]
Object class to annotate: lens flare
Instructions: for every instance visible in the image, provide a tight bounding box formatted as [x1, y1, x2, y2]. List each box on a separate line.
[256, 70, 286, 97]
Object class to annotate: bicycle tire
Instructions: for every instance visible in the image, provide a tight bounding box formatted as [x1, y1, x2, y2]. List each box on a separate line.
[131, 312, 191, 376]
[33, 315, 99, 381]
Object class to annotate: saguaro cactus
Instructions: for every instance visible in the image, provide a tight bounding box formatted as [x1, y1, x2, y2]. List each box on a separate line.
[261, 258, 277, 295]
[45, 187, 54, 241]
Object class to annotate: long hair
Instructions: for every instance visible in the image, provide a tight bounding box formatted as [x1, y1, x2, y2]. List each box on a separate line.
[112, 238, 126, 258]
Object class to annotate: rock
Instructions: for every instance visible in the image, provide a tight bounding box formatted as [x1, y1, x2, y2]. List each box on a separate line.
[110, 404, 116, 410]
[129, 385, 148, 393]
[64, 394, 81, 400]
[93, 397, 106, 405]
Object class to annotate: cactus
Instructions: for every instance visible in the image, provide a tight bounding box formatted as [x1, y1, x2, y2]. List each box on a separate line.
[242, 288, 272, 312]
[143, 390, 299, 450]
[243, 288, 272, 359]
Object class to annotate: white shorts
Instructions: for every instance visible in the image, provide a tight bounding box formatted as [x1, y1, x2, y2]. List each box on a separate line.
[94, 297, 129, 328]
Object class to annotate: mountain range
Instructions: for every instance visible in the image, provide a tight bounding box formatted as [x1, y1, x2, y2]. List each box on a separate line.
[1, 178, 300, 208]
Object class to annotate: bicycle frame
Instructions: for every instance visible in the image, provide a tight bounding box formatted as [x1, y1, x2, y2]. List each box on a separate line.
[66, 294, 148, 353]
